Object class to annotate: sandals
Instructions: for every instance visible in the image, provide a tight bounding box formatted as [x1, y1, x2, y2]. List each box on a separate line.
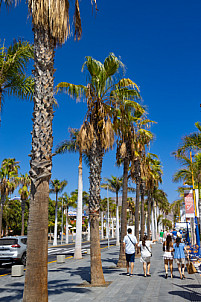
[147, 274, 151, 277]
[126, 273, 130, 276]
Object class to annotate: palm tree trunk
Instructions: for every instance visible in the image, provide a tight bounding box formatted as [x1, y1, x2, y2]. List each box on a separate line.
[74, 153, 83, 259]
[89, 140, 105, 285]
[135, 181, 140, 242]
[135, 159, 140, 242]
[23, 26, 54, 302]
[154, 203, 158, 240]
[116, 191, 120, 246]
[66, 206, 69, 244]
[21, 198, 26, 236]
[151, 202, 155, 240]
[147, 193, 151, 240]
[140, 182, 145, 241]
[53, 193, 58, 246]
[101, 211, 104, 239]
[117, 156, 129, 267]
[0, 193, 6, 237]
[111, 214, 114, 238]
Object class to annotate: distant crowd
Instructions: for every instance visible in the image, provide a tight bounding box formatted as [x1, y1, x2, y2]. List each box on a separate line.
[123, 227, 189, 279]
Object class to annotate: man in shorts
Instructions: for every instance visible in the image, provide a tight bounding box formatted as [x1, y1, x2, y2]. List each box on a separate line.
[123, 228, 138, 276]
[159, 229, 164, 243]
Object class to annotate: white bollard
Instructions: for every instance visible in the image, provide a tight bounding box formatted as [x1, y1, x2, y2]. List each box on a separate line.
[11, 265, 24, 277]
[57, 255, 65, 263]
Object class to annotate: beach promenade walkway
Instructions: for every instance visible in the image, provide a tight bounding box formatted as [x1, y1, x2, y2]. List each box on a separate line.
[0, 243, 201, 301]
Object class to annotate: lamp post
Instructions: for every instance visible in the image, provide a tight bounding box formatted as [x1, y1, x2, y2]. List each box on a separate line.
[190, 151, 201, 254]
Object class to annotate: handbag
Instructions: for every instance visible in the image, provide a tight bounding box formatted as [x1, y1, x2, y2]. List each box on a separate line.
[145, 245, 152, 257]
[186, 261, 197, 274]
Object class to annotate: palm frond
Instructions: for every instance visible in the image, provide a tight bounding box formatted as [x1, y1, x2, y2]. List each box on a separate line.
[56, 82, 87, 100]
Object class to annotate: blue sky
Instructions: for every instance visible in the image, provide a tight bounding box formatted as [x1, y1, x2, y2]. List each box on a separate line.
[0, 0, 200, 202]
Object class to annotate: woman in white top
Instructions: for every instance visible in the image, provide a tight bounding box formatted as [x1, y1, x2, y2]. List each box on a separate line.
[138, 235, 152, 277]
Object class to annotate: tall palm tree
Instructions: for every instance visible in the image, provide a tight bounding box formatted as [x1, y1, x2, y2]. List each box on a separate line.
[56, 54, 138, 284]
[0, 40, 34, 124]
[58, 192, 77, 244]
[145, 153, 163, 239]
[101, 176, 123, 245]
[23, 1, 97, 300]
[50, 179, 67, 246]
[18, 173, 31, 236]
[171, 199, 183, 225]
[113, 89, 144, 267]
[55, 128, 85, 259]
[133, 120, 154, 241]
[0, 158, 19, 236]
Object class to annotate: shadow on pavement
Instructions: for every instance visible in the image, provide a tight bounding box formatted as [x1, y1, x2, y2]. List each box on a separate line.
[48, 280, 91, 296]
[168, 290, 201, 301]
[0, 284, 23, 302]
[168, 283, 201, 301]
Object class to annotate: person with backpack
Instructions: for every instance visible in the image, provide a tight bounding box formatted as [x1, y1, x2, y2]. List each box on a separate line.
[138, 235, 153, 277]
[123, 228, 138, 276]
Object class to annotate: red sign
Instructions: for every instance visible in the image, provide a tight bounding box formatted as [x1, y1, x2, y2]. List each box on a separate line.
[184, 191, 195, 218]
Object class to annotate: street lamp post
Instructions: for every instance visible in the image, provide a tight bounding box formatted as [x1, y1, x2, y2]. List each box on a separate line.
[190, 151, 201, 254]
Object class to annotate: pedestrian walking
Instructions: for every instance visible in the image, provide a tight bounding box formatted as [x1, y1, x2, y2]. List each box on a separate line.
[173, 237, 187, 279]
[163, 234, 174, 279]
[159, 229, 164, 243]
[172, 228, 177, 241]
[138, 235, 153, 277]
[123, 228, 138, 277]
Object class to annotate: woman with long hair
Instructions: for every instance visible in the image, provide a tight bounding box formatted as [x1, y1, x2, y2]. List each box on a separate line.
[173, 237, 187, 279]
[163, 234, 174, 278]
[138, 235, 153, 277]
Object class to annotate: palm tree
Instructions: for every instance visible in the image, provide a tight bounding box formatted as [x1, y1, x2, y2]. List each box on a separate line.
[55, 128, 86, 259]
[57, 54, 139, 284]
[101, 176, 123, 245]
[133, 119, 154, 241]
[145, 153, 163, 240]
[113, 88, 144, 267]
[0, 40, 34, 124]
[23, 1, 97, 299]
[18, 173, 31, 236]
[171, 199, 183, 225]
[60, 191, 78, 244]
[50, 179, 67, 246]
[0, 158, 19, 236]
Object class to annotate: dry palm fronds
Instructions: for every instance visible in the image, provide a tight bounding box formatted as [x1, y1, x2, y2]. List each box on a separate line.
[29, 0, 70, 45]
[77, 123, 94, 151]
[120, 142, 127, 158]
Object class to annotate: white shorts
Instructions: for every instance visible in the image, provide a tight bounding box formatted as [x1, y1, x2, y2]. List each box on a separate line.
[163, 251, 173, 260]
[140, 256, 151, 263]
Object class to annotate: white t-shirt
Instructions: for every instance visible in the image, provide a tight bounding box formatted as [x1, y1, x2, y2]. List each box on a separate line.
[123, 234, 137, 254]
[138, 240, 152, 257]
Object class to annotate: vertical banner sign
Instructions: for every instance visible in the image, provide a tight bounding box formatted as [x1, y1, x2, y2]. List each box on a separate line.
[184, 190, 195, 218]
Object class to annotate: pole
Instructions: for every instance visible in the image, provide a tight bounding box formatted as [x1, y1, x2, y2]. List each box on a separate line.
[190, 151, 201, 254]
[107, 185, 110, 248]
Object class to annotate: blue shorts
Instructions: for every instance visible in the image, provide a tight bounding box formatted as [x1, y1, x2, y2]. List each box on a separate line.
[126, 253, 135, 263]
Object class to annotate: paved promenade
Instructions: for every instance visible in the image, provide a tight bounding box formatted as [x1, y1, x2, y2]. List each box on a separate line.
[0, 243, 201, 301]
